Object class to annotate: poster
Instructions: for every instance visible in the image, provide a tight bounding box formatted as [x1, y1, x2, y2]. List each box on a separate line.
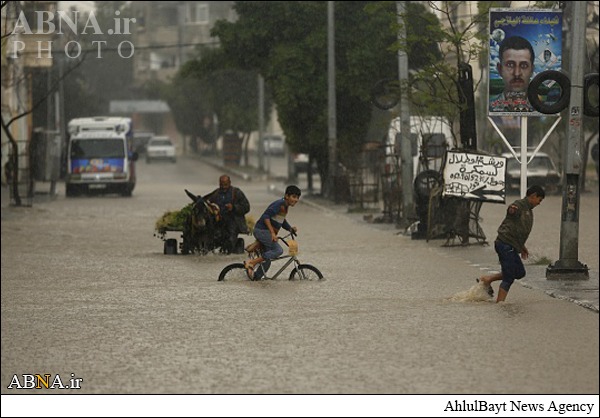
[443, 151, 506, 203]
[488, 9, 563, 116]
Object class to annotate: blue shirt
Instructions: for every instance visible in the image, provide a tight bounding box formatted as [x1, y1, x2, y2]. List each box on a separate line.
[255, 198, 291, 231]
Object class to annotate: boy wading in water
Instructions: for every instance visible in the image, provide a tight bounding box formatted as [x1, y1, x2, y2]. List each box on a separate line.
[478, 185, 545, 302]
[244, 185, 300, 280]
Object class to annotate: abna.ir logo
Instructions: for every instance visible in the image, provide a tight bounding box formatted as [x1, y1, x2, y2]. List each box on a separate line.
[9, 10, 136, 59]
[7, 373, 83, 390]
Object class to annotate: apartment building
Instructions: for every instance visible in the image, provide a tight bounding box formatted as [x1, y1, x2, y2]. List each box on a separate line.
[130, 1, 237, 85]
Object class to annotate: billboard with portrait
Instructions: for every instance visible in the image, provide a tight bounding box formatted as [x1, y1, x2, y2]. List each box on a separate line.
[488, 9, 563, 116]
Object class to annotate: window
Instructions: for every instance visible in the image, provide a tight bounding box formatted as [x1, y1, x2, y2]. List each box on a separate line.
[185, 4, 209, 24]
[150, 52, 175, 70]
[422, 133, 447, 158]
[529, 157, 552, 170]
[149, 139, 173, 147]
[71, 139, 125, 159]
[156, 5, 178, 26]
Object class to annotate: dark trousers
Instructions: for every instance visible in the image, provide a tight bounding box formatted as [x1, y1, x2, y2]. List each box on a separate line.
[495, 240, 526, 292]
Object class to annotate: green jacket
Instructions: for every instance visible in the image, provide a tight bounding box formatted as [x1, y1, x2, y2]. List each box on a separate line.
[496, 197, 534, 253]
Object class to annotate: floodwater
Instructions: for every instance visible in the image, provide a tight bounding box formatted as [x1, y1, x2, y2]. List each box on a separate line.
[1, 156, 598, 396]
[449, 282, 494, 302]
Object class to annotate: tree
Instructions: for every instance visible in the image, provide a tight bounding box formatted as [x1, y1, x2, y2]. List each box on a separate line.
[165, 46, 270, 160]
[163, 73, 213, 152]
[391, 2, 500, 146]
[62, 1, 135, 120]
[406, 1, 598, 182]
[211, 1, 402, 182]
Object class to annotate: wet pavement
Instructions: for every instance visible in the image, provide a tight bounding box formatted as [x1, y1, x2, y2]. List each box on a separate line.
[1, 154, 598, 400]
[204, 153, 600, 314]
[2, 153, 598, 315]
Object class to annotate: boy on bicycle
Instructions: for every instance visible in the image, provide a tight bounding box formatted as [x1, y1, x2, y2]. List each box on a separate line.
[244, 185, 301, 280]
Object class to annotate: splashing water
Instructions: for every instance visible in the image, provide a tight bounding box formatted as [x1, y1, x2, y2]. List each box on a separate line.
[449, 282, 494, 302]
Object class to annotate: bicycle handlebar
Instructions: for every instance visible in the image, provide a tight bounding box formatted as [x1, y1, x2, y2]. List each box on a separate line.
[278, 230, 297, 246]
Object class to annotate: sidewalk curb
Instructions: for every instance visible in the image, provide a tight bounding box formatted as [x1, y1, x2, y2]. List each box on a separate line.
[274, 183, 600, 313]
[519, 265, 599, 313]
[198, 156, 267, 182]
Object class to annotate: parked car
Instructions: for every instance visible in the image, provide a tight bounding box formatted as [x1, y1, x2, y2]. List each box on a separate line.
[502, 151, 561, 194]
[146, 136, 176, 163]
[293, 153, 318, 174]
[264, 135, 285, 156]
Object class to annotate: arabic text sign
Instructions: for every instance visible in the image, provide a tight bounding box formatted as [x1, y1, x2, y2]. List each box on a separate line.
[443, 152, 506, 203]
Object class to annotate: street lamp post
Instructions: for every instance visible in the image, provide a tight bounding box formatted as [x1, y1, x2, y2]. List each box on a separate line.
[326, 1, 337, 200]
[546, 1, 589, 280]
[397, 1, 414, 224]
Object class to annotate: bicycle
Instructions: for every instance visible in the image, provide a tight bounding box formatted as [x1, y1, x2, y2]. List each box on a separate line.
[217, 232, 324, 281]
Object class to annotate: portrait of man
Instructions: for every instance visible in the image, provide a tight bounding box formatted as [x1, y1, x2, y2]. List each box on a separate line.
[488, 9, 563, 116]
[489, 36, 535, 113]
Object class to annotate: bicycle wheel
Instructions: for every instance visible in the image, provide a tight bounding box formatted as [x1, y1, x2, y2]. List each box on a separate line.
[289, 264, 324, 281]
[218, 263, 248, 281]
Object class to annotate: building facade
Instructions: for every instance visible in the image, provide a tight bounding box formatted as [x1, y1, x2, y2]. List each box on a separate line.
[130, 1, 237, 85]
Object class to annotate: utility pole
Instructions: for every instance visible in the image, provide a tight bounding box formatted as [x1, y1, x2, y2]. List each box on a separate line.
[326, 1, 337, 200]
[397, 1, 414, 223]
[546, 1, 589, 280]
[258, 74, 265, 172]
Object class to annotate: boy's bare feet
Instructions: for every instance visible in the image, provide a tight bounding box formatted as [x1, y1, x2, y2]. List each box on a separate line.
[476, 278, 494, 297]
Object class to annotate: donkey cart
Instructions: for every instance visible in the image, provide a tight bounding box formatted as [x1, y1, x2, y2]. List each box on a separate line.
[154, 189, 246, 255]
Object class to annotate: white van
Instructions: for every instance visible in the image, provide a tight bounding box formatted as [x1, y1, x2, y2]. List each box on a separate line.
[385, 116, 455, 178]
[66, 117, 138, 196]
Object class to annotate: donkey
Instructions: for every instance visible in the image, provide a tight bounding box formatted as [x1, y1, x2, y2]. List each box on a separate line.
[181, 189, 222, 254]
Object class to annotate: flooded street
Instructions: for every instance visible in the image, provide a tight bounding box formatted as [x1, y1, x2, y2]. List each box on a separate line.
[1, 156, 598, 396]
